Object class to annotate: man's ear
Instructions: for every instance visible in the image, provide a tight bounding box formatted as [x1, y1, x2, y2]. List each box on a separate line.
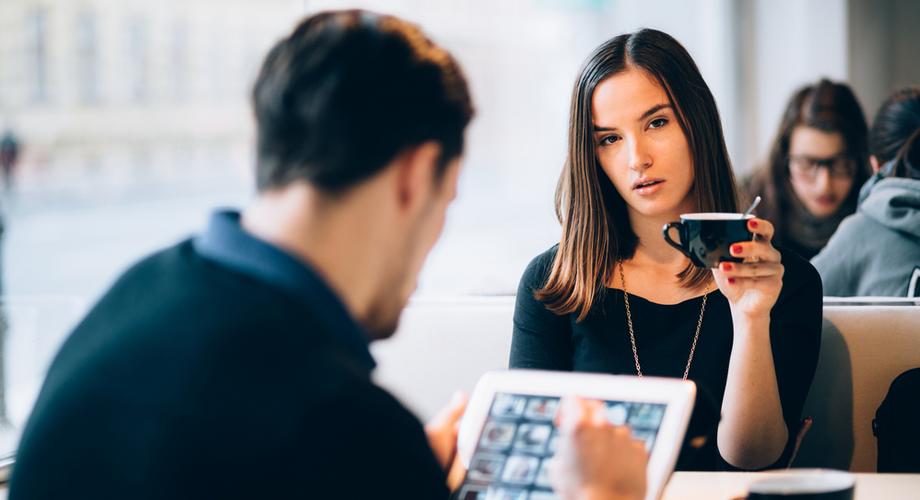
[396, 141, 442, 211]
[870, 155, 880, 174]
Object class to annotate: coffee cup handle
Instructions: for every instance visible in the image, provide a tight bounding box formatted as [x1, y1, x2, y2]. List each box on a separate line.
[662, 222, 691, 257]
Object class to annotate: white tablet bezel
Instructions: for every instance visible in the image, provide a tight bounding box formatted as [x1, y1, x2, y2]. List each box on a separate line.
[457, 369, 696, 500]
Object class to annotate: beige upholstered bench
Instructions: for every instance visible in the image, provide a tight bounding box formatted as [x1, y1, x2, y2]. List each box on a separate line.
[373, 296, 920, 472]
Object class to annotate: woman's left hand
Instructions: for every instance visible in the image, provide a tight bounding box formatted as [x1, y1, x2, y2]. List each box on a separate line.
[712, 217, 783, 320]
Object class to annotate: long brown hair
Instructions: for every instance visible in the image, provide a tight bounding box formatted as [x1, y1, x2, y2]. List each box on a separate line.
[536, 29, 740, 321]
[747, 79, 869, 245]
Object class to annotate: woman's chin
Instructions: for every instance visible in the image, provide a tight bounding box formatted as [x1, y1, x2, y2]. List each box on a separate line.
[805, 201, 843, 219]
[627, 197, 688, 219]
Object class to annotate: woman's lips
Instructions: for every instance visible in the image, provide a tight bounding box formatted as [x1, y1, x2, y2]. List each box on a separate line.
[814, 194, 838, 206]
[633, 179, 665, 196]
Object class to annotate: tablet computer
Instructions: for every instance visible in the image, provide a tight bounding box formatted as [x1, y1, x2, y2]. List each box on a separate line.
[455, 370, 695, 500]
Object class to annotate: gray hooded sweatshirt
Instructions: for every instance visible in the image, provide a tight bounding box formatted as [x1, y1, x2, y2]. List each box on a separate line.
[812, 177, 920, 297]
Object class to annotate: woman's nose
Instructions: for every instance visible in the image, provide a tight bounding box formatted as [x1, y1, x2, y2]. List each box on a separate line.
[627, 136, 652, 172]
[812, 167, 831, 189]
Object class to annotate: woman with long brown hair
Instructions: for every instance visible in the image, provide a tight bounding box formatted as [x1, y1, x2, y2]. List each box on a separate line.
[510, 29, 822, 471]
[746, 80, 870, 259]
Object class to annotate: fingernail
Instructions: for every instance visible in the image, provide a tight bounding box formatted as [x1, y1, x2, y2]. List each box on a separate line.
[722, 262, 733, 271]
[728, 278, 736, 284]
[731, 244, 743, 255]
[749, 220, 759, 229]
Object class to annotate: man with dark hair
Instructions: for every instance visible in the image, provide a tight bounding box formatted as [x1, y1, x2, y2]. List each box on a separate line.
[10, 10, 646, 500]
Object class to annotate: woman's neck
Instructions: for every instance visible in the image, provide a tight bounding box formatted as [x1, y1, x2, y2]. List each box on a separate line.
[618, 199, 713, 299]
[627, 208, 687, 269]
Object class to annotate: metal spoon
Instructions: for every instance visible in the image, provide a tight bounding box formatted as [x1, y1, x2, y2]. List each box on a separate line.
[743, 195, 762, 217]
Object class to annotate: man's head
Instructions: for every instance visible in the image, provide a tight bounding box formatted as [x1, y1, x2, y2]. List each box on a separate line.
[253, 9, 473, 192]
[250, 10, 474, 339]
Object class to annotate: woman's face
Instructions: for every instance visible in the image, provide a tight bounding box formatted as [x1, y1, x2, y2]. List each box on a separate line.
[787, 126, 854, 218]
[592, 68, 696, 221]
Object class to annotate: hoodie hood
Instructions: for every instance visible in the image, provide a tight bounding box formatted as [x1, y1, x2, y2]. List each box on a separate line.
[859, 177, 920, 238]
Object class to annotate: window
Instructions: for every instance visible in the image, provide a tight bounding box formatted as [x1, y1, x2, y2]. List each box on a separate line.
[169, 18, 189, 103]
[126, 16, 149, 102]
[5, 0, 748, 302]
[76, 10, 99, 104]
[25, 7, 48, 103]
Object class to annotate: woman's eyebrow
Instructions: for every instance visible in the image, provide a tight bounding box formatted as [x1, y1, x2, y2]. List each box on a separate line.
[638, 103, 671, 121]
[593, 103, 672, 132]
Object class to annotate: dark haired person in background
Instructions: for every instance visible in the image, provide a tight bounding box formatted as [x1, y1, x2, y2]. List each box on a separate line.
[0, 129, 18, 192]
[510, 29, 822, 471]
[813, 87, 920, 297]
[10, 10, 649, 500]
[745, 79, 871, 260]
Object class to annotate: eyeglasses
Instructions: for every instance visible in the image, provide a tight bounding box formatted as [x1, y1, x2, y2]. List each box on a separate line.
[788, 154, 856, 180]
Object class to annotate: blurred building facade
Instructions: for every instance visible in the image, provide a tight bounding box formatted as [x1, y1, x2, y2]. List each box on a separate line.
[0, 0, 916, 300]
[0, 0, 305, 196]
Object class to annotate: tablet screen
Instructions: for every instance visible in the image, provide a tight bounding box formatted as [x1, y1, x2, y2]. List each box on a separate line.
[455, 392, 666, 500]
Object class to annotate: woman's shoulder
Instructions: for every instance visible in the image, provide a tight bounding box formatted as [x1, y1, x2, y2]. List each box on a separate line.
[521, 244, 560, 285]
[515, 245, 572, 323]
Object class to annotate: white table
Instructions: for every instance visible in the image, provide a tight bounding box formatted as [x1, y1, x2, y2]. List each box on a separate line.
[1, 472, 917, 499]
[662, 471, 920, 500]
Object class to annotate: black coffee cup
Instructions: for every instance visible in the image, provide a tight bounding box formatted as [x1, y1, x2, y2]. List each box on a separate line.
[662, 213, 754, 269]
[746, 470, 855, 500]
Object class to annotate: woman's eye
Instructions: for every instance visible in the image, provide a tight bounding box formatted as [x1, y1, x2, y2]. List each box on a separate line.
[649, 118, 668, 129]
[600, 135, 620, 145]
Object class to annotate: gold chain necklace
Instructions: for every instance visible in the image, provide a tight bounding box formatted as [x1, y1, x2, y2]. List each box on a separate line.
[618, 262, 709, 380]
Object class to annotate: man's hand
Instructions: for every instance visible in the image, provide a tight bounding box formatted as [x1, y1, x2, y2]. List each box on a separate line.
[550, 397, 648, 500]
[425, 391, 467, 470]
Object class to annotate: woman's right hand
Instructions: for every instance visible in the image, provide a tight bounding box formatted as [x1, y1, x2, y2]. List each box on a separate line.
[550, 397, 649, 500]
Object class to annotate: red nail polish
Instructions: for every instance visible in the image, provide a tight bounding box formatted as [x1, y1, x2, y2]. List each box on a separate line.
[731, 244, 743, 254]
[728, 278, 736, 284]
[722, 262, 733, 271]
[749, 220, 759, 229]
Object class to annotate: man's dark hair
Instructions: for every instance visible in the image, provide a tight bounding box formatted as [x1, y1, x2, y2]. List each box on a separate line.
[252, 10, 474, 192]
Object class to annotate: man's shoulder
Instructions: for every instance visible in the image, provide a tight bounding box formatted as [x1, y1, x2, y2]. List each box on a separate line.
[112, 239, 257, 294]
[98, 239, 218, 307]
[96, 238, 300, 324]
[43, 238, 333, 400]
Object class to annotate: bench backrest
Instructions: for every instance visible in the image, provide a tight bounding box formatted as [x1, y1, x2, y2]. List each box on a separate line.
[795, 303, 920, 471]
[372, 297, 920, 472]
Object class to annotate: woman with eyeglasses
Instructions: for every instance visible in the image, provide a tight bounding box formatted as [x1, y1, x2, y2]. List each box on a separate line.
[812, 87, 920, 297]
[745, 79, 871, 260]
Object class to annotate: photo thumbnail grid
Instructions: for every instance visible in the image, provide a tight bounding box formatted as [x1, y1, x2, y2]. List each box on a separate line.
[456, 393, 667, 500]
